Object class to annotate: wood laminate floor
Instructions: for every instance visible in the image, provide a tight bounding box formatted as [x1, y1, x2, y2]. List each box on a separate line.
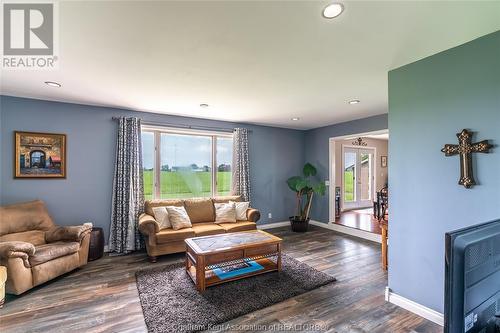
[0, 226, 441, 333]
[334, 209, 384, 235]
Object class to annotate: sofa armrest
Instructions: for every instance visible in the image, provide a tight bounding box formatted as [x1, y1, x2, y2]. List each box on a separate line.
[139, 213, 159, 235]
[45, 225, 92, 243]
[0, 241, 35, 268]
[246, 208, 261, 222]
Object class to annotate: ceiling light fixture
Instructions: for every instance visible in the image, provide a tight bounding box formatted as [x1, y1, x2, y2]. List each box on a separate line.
[200, 103, 209, 108]
[323, 3, 344, 19]
[348, 99, 360, 105]
[291, 117, 300, 121]
[45, 81, 61, 88]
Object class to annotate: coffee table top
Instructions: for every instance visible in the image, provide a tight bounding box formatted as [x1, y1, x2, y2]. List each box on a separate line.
[185, 230, 281, 254]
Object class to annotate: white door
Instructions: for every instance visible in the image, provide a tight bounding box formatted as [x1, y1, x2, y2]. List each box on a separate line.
[342, 147, 375, 210]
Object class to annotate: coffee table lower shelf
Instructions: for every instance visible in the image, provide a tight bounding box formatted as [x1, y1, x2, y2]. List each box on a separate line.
[186, 257, 279, 291]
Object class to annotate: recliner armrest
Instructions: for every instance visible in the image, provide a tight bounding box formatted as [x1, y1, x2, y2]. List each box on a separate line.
[45, 225, 92, 243]
[246, 208, 261, 222]
[138, 213, 160, 235]
[0, 241, 36, 268]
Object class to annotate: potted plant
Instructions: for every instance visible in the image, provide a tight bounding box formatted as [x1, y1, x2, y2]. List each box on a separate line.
[286, 163, 326, 232]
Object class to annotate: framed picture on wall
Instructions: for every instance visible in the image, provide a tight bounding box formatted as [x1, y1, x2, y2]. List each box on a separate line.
[381, 155, 388, 168]
[14, 131, 66, 178]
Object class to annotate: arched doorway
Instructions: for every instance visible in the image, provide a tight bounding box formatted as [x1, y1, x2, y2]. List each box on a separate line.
[30, 150, 46, 168]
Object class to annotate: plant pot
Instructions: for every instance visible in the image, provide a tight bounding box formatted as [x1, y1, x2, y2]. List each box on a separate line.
[289, 216, 310, 232]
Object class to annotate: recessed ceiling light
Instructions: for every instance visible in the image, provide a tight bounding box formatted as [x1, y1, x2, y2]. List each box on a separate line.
[291, 117, 300, 121]
[45, 81, 61, 88]
[348, 99, 360, 105]
[200, 103, 209, 108]
[323, 3, 344, 19]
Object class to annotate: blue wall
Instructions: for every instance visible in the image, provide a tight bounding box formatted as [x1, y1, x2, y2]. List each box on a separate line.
[388, 31, 500, 313]
[304, 114, 388, 222]
[0, 96, 305, 242]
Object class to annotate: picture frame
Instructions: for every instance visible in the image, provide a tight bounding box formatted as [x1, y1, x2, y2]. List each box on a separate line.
[381, 155, 388, 168]
[14, 131, 66, 178]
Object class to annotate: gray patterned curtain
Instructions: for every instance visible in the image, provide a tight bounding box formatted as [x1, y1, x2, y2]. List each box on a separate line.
[109, 117, 144, 254]
[232, 128, 251, 202]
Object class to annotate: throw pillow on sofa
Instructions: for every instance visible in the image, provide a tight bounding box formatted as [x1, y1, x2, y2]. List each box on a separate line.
[152, 207, 171, 230]
[214, 202, 237, 223]
[165, 206, 192, 230]
[229, 201, 250, 220]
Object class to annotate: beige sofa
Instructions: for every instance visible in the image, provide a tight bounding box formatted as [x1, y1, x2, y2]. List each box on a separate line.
[138, 195, 260, 262]
[0, 200, 91, 295]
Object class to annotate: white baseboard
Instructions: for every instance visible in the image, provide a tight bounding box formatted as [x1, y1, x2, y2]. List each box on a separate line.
[310, 220, 382, 244]
[103, 245, 109, 253]
[385, 287, 444, 326]
[257, 221, 290, 230]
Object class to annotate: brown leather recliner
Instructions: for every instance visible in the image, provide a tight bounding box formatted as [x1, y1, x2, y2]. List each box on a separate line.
[0, 200, 92, 295]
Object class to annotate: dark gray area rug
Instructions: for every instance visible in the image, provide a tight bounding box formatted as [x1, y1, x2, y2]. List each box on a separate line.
[135, 254, 336, 333]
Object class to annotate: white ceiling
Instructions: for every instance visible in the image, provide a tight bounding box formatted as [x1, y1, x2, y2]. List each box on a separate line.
[1, 1, 499, 130]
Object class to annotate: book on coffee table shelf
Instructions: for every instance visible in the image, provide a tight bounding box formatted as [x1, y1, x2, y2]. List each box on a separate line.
[212, 260, 264, 280]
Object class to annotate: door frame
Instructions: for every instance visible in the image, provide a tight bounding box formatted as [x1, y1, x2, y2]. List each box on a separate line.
[341, 145, 376, 210]
[328, 129, 388, 223]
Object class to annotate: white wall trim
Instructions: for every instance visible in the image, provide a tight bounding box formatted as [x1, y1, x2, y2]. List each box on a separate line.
[385, 287, 444, 326]
[104, 245, 109, 253]
[310, 220, 382, 243]
[257, 221, 290, 230]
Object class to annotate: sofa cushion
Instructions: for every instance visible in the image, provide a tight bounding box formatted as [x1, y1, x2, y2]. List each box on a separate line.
[0, 200, 55, 237]
[166, 206, 192, 230]
[192, 223, 225, 236]
[230, 201, 250, 221]
[0, 230, 46, 246]
[145, 199, 184, 217]
[214, 202, 237, 223]
[156, 228, 195, 244]
[217, 221, 257, 233]
[184, 198, 215, 223]
[152, 207, 171, 230]
[212, 195, 241, 203]
[29, 241, 80, 267]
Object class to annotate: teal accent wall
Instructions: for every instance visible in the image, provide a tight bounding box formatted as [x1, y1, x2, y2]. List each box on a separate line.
[388, 31, 500, 313]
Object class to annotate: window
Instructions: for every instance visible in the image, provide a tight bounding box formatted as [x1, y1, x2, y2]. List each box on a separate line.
[141, 127, 233, 199]
[142, 131, 155, 200]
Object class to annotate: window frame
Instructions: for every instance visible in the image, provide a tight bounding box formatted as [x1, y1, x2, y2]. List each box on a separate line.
[141, 125, 233, 199]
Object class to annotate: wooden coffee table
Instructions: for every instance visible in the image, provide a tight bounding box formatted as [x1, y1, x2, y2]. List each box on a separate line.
[185, 230, 282, 292]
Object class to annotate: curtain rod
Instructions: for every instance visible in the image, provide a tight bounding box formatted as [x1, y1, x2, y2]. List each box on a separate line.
[111, 117, 252, 133]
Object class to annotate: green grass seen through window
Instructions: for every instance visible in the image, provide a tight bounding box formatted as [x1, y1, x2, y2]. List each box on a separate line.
[143, 170, 231, 200]
[344, 170, 354, 201]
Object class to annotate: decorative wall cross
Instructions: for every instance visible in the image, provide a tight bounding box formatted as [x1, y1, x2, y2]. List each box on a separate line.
[441, 129, 492, 188]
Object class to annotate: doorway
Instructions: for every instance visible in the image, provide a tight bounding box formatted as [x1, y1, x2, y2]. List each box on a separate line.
[342, 146, 375, 210]
[328, 130, 388, 236]
[30, 150, 46, 168]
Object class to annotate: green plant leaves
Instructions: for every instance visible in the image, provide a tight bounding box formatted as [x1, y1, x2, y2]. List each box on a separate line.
[313, 182, 327, 196]
[288, 163, 326, 220]
[303, 162, 317, 177]
[288, 163, 325, 196]
[287, 176, 307, 192]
